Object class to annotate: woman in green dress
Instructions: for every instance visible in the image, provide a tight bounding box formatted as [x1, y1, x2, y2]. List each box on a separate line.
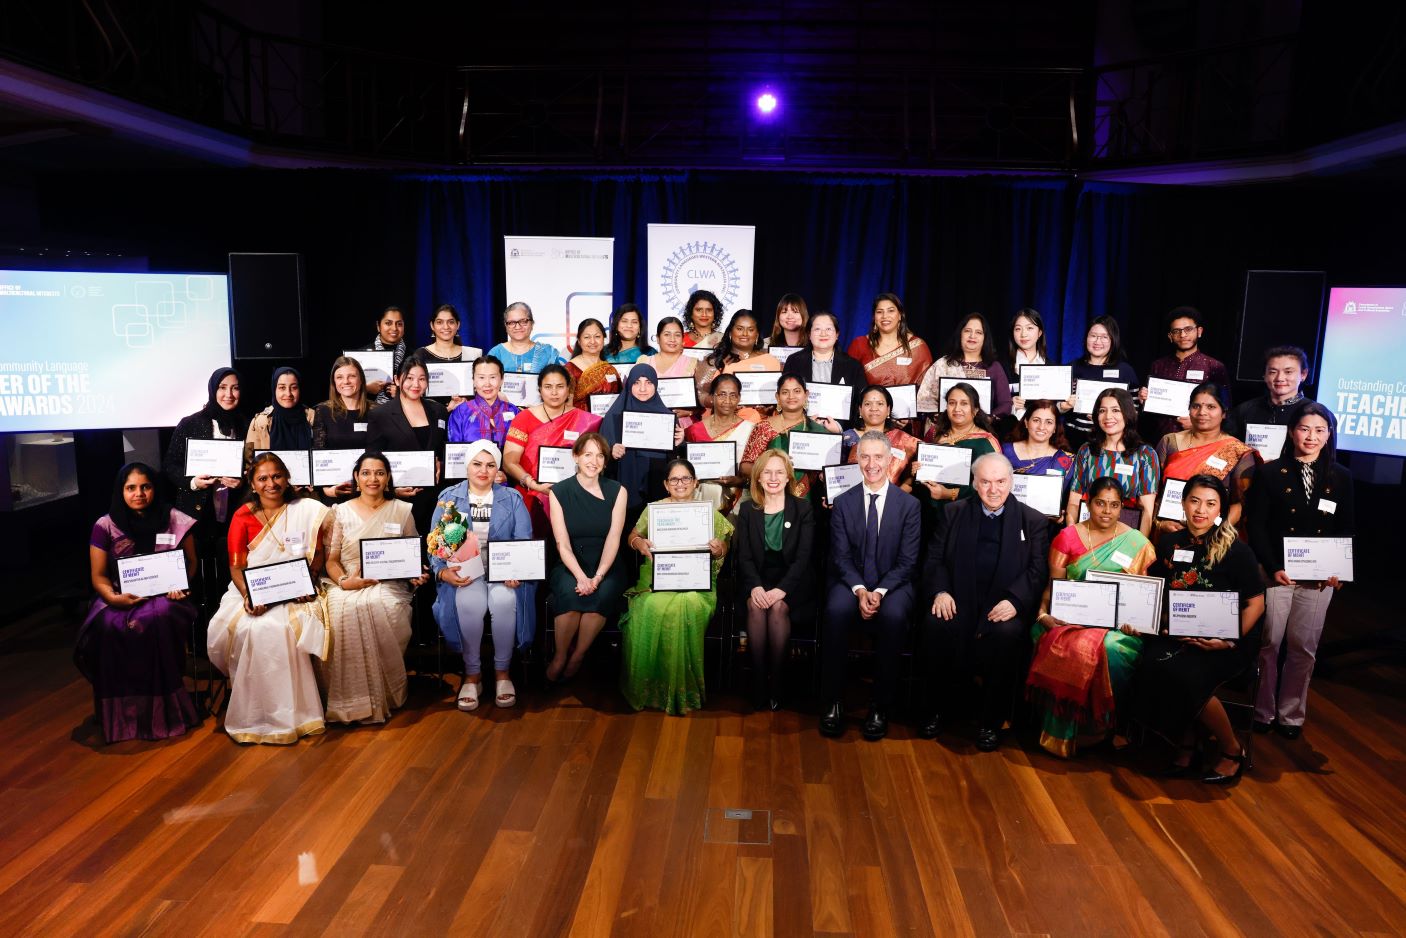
[620, 458, 733, 714]
[546, 431, 628, 682]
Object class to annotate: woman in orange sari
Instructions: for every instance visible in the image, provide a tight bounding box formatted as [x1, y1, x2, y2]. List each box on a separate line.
[565, 318, 620, 410]
[845, 292, 934, 388]
[1154, 382, 1258, 534]
[503, 365, 603, 536]
[843, 385, 919, 491]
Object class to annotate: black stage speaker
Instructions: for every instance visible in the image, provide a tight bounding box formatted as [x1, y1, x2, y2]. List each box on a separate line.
[1236, 270, 1326, 381]
[229, 252, 305, 359]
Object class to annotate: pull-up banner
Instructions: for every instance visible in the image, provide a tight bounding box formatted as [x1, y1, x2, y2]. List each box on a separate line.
[646, 224, 756, 334]
[503, 236, 614, 355]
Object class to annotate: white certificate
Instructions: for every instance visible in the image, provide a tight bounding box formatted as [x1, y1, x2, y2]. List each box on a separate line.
[653, 550, 712, 591]
[889, 384, 919, 419]
[648, 501, 715, 551]
[1157, 478, 1187, 521]
[255, 450, 310, 486]
[1050, 579, 1120, 629]
[1012, 472, 1064, 517]
[311, 448, 362, 486]
[915, 443, 972, 485]
[736, 370, 783, 406]
[385, 450, 435, 487]
[342, 349, 393, 385]
[1144, 377, 1199, 417]
[184, 438, 244, 478]
[116, 550, 189, 598]
[1245, 423, 1288, 461]
[621, 411, 676, 451]
[1086, 570, 1164, 634]
[657, 377, 699, 409]
[681, 347, 713, 362]
[245, 558, 315, 607]
[1168, 590, 1241, 639]
[443, 442, 472, 479]
[824, 463, 863, 502]
[1074, 379, 1127, 415]
[768, 346, 804, 364]
[1283, 537, 1354, 582]
[807, 382, 853, 421]
[686, 441, 737, 480]
[589, 393, 619, 416]
[538, 445, 575, 483]
[787, 431, 842, 471]
[500, 372, 542, 407]
[937, 377, 993, 414]
[487, 539, 547, 581]
[1016, 365, 1072, 401]
[427, 362, 472, 397]
[359, 536, 423, 580]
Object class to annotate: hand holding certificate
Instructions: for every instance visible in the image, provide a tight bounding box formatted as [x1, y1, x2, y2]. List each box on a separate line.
[653, 551, 712, 591]
[648, 501, 715, 551]
[116, 550, 190, 598]
[244, 558, 315, 609]
[487, 540, 547, 582]
[1168, 590, 1241, 639]
[1074, 379, 1127, 414]
[1282, 537, 1354, 583]
[385, 450, 436, 487]
[185, 439, 244, 479]
[1143, 377, 1198, 417]
[1245, 423, 1288, 461]
[787, 431, 842, 471]
[915, 443, 972, 485]
[255, 450, 311, 486]
[1157, 478, 1187, 521]
[806, 382, 853, 421]
[1011, 472, 1064, 517]
[343, 349, 393, 385]
[500, 372, 542, 407]
[359, 537, 423, 581]
[824, 464, 863, 502]
[427, 362, 472, 397]
[312, 449, 362, 486]
[1049, 579, 1120, 629]
[1086, 570, 1164, 634]
[621, 411, 677, 451]
[1015, 365, 1072, 401]
[656, 377, 698, 409]
[537, 446, 574, 484]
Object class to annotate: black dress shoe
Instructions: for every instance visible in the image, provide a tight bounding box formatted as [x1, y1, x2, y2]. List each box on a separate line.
[1202, 751, 1246, 785]
[1275, 723, 1303, 740]
[975, 727, 1001, 752]
[1252, 720, 1274, 734]
[917, 713, 941, 739]
[862, 707, 888, 741]
[819, 701, 845, 738]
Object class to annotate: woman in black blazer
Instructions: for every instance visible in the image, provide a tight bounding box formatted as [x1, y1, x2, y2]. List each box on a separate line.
[1246, 400, 1355, 739]
[782, 311, 865, 426]
[367, 353, 449, 535]
[733, 448, 816, 710]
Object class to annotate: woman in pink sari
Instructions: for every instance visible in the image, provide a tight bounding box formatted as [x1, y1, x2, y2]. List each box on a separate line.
[503, 364, 603, 536]
[845, 292, 934, 388]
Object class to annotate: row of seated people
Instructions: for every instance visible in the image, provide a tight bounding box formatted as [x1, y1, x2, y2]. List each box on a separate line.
[83, 393, 1351, 790]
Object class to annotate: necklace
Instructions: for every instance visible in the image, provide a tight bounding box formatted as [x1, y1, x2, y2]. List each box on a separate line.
[1079, 521, 1119, 551]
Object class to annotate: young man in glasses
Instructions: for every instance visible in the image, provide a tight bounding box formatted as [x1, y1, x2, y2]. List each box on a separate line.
[1141, 306, 1231, 441]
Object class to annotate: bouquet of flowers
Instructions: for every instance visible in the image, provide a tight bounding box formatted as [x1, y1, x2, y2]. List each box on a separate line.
[427, 499, 480, 565]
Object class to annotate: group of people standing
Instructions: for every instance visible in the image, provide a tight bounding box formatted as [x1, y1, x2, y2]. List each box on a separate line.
[76, 292, 1354, 789]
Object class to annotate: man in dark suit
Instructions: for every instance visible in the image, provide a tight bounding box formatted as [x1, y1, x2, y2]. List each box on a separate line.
[920, 452, 1049, 751]
[819, 431, 923, 741]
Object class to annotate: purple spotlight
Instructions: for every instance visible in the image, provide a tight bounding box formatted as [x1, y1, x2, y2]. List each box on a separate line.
[755, 91, 778, 115]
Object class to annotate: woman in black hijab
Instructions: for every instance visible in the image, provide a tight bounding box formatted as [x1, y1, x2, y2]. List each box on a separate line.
[600, 362, 684, 518]
[242, 366, 315, 477]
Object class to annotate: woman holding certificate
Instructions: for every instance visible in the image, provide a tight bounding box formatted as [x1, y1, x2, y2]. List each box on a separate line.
[1065, 388, 1159, 538]
[682, 290, 724, 348]
[242, 367, 315, 480]
[604, 304, 656, 364]
[783, 312, 866, 424]
[366, 354, 448, 537]
[1026, 476, 1157, 757]
[356, 305, 407, 405]
[487, 301, 563, 374]
[208, 453, 331, 744]
[693, 311, 783, 412]
[739, 374, 836, 500]
[77, 463, 203, 743]
[684, 374, 756, 513]
[915, 382, 999, 506]
[564, 318, 621, 409]
[1247, 400, 1355, 739]
[601, 363, 684, 514]
[916, 313, 1013, 417]
[620, 457, 733, 714]
[446, 355, 519, 449]
[503, 364, 602, 537]
[1153, 382, 1258, 533]
[431, 441, 536, 712]
[1001, 400, 1074, 477]
[846, 293, 933, 388]
[643, 317, 700, 381]
[1133, 474, 1265, 784]
[734, 450, 816, 710]
[843, 385, 919, 489]
[1066, 316, 1140, 452]
[312, 357, 372, 501]
[547, 432, 628, 682]
[321, 452, 428, 724]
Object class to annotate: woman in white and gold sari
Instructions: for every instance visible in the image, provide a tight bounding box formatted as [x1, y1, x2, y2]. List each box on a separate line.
[208, 452, 331, 744]
[321, 451, 429, 724]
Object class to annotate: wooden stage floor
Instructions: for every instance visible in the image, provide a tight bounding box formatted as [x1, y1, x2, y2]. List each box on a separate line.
[2, 603, 1405, 937]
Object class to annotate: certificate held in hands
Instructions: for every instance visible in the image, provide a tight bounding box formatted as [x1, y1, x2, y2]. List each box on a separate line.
[185, 438, 244, 478]
[1167, 590, 1241, 639]
[1157, 478, 1188, 521]
[653, 551, 712, 591]
[1074, 379, 1127, 415]
[915, 443, 972, 485]
[1086, 570, 1164, 634]
[342, 349, 393, 385]
[686, 441, 737, 480]
[359, 537, 423, 580]
[537, 446, 574, 483]
[621, 411, 677, 451]
[427, 362, 472, 398]
[1283, 537, 1354, 582]
[787, 431, 842, 471]
[649, 501, 715, 551]
[1049, 579, 1120, 629]
[385, 450, 435, 487]
[245, 558, 315, 607]
[255, 450, 311, 486]
[824, 463, 863, 502]
[1015, 365, 1072, 401]
[1011, 472, 1064, 517]
[1143, 377, 1199, 417]
[487, 539, 547, 581]
[117, 550, 189, 598]
[806, 382, 853, 421]
[656, 377, 698, 409]
[312, 449, 362, 486]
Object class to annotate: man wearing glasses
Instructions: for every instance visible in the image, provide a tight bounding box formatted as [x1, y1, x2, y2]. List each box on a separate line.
[487, 301, 565, 374]
[1141, 306, 1230, 441]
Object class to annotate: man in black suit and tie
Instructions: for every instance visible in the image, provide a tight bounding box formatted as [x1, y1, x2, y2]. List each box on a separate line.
[920, 452, 1049, 751]
[819, 431, 923, 741]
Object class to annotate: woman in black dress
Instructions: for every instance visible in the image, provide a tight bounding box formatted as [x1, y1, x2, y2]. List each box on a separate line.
[546, 431, 628, 682]
[366, 353, 448, 536]
[312, 356, 372, 501]
[1133, 474, 1266, 785]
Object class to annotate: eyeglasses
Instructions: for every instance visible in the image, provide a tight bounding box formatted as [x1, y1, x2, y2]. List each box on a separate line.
[506, 319, 533, 327]
[666, 476, 695, 485]
[1168, 326, 1198, 336]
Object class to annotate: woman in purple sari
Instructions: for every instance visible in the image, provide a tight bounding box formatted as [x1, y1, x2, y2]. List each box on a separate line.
[76, 463, 203, 743]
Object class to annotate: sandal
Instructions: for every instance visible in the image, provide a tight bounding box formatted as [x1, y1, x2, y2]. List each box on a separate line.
[495, 679, 517, 708]
[456, 681, 481, 712]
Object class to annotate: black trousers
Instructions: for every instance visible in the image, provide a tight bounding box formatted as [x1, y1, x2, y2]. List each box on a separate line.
[920, 612, 1028, 729]
[821, 583, 913, 707]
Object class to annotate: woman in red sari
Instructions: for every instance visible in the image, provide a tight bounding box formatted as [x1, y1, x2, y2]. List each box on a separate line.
[503, 364, 603, 536]
[564, 318, 620, 410]
[845, 292, 934, 388]
[1154, 382, 1258, 534]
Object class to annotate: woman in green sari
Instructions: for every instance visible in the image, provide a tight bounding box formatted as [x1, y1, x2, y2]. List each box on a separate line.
[620, 457, 733, 714]
[1026, 476, 1157, 757]
[738, 373, 840, 499]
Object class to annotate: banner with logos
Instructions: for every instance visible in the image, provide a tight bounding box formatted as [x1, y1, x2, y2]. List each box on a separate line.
[503, 236, 614, 355]
[646, 224, 756, 333]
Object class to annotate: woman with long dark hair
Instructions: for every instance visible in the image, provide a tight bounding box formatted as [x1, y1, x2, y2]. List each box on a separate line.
[604, 303, 656, 364]
[1066, 316, 1140, 452]
[846, 292, 933, 387]
[1064, 388, 1159, 538]
[916, 312, 1013, 416]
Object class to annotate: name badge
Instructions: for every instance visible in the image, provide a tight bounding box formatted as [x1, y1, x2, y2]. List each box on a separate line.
[1103, 369, 1120, 378]
[1045, 468, 1063, 476]
[749, 363, 765, 370]
[286, 533, 306, 556]
[1318, 498, 1337, 514]
[1111, 551, 1133, 568]
[1020, 529, 1026, 541]
[1114, 463, 1133, 476]
[354, 422, 368, 432]
[437, 419, 446, 429]
[1173, 549, 1195, 563]
[897, 356, 912, 365]
[564, 430, 580, 442]
[1187, 369, 1205, 380]
[890, 447, 906, 461]
[1205, 455, 1228, 470]
[383, 523, 402, 536]
[156, 532, 179, 547]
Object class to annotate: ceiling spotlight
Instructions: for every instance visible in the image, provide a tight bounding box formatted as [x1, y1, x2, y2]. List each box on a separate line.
[755, 92, 778, 115]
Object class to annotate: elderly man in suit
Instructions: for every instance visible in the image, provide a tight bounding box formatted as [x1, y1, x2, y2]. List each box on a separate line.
[819, 430, 923, 741]
[920, 452, 1049, 751]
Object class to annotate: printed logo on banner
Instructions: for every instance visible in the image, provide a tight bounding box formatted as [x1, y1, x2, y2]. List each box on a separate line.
[647, 224, 756, 328]
[659, 241, 743, 313]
